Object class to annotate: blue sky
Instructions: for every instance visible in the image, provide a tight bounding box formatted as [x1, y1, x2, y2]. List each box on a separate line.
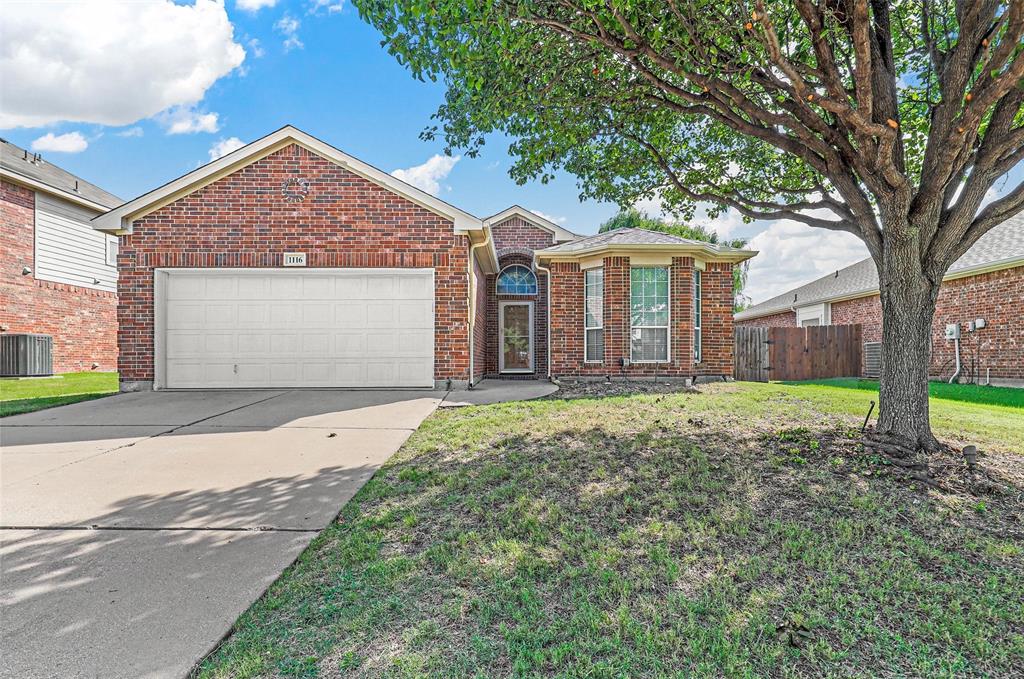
[3, 0, 1017, 304]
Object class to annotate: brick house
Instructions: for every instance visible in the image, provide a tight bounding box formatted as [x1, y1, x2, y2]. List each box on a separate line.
[92, 126, 755, 391]
[1, 139, 122, 373]
[735, 217, 1024, 384]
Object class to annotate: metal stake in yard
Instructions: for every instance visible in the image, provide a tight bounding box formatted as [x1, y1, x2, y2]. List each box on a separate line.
[861, 400, 876, 433]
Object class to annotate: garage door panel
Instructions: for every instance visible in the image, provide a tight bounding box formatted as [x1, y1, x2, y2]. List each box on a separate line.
[204, 304, 236, 327]
[237, 276, 267, 297]
[237, 304, 267, 326]
[366, 277, 395, 297]
[301, 303, 332, 327]
[206, 277, 236, 297]
[334, 333, 366, 355]
[162, 269, 435, 388]
[237, 334, 268, 354]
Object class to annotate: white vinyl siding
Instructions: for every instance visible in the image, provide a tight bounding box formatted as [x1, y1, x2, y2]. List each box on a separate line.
[34, 192, 116, 291]
[630, 267, 670, 363]
[584, 268, 603, 362]
[156, 268, 435, 389]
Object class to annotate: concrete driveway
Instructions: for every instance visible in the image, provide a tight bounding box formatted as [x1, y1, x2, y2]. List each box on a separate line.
[0, 388, 445, 679]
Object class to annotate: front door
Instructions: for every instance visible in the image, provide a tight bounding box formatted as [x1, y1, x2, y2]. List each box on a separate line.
[499, 301, 533, 373]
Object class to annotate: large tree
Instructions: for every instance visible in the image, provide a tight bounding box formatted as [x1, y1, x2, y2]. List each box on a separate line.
[356, 0, 1024, 450]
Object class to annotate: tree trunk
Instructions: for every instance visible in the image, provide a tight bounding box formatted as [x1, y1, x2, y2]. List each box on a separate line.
[875, 238, 942, 451]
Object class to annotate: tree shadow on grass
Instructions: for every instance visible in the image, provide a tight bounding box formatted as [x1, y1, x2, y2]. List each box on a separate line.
[201, 416, 1024, 678]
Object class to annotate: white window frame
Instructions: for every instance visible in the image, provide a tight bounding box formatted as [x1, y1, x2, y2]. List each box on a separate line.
[694, 269, 702, 363]
[796, 302, 830, 327]
[105, 236, 119, 267]
[630, 266, 671, 364]
[584, 267, 604, 363]
[498, 300, 535, 373]
[495, 264, 538, 296]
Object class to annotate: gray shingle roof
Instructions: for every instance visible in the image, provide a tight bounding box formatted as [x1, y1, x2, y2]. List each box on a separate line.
[540, 227, 751, 254]
[1, 138, 122, 209]
[736, 214, 1024, 320]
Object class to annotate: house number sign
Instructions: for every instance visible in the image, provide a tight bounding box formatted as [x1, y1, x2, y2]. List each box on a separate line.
[283, 252, 307, 267]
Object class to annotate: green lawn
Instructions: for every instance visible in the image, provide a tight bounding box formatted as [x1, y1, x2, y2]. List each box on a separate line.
[198, 381, 1022, 678]
[0, 372, 119, 417]
[783, 378, 1024, 409]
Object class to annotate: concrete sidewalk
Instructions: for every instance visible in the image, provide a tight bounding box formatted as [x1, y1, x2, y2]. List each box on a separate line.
[0, 389, 444, 679]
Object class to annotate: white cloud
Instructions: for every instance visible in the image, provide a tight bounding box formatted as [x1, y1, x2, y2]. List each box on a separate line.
[0, 0, 245, 129]
[247, 38, 265, 58]
[745, 219, 868, 304]
[391, 154, 461, 195]
[530, 209, 568, 224]
[275, 15, 304, 51]
[309, 0, 345, 13]
[160, 107, 220, 135]
[116, 126, 144, 138]
[30, 131, 88, 153]
[208, 136, 246, 161]
[236, 0, 278, 11]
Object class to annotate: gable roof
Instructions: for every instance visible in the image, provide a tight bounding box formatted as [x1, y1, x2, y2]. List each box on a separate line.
[484, 205, 579, 243]
[735, 214, 1024, 321]
[1, 138, 122, 211]
[91, 125, 481, 234]
[536, 227, 757, 263]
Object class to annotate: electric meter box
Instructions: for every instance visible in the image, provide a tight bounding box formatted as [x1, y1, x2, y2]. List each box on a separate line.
[944, 323, 961, 340]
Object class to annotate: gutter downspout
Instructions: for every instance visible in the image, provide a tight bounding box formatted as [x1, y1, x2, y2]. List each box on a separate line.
[535, 259, 553, 380]
[467, 227, 493, 389]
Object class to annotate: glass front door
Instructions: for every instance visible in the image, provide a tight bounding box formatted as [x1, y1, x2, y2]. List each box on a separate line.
[500, 302, 533, 373]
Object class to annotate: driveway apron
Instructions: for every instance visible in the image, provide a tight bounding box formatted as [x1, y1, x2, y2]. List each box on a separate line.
[0, 389, 444, 679]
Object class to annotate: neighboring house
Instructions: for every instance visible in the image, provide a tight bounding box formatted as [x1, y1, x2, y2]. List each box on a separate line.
[92, 126, 755, 391]
[1, 139, 123, 373]
[735, 216, 1024, 384]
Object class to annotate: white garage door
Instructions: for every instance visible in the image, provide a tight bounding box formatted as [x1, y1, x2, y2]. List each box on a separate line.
[158, 269, 435, 388]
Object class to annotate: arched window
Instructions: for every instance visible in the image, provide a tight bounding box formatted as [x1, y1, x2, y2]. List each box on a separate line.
[496, 264, 538, 295]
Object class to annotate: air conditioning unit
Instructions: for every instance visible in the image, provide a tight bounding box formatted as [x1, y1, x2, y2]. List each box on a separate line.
[863, 341, 881, 379]
[0, 333, 53, 377]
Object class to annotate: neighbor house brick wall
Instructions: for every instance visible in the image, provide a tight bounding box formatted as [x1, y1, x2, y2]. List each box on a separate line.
[0, 180, 117, 373]
[548, 256, 735, 379]
[117, 144, 470, 385]
[735, 310, 796, 328]
[737, 264, 1024, 381]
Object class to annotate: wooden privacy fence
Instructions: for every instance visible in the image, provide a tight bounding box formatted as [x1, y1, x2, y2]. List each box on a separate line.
[734, 324, 863, 382]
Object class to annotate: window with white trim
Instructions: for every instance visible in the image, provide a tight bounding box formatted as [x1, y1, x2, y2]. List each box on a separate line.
[694, 269, 702, 363]
[584, 268, 603, 362]
[630, 267, 669, 362]
[105, 236, 119, 267]
[496, 264, 538, 295]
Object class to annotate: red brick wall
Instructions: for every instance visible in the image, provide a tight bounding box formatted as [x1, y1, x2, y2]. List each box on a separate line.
[735, 309, 796, 328]
[117, 144, 470, 384]
[490, 216, 554, 251]
[830, 267, 1024, 380]
[1, 180, 117, 373]
[548, 256, 735, 379]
